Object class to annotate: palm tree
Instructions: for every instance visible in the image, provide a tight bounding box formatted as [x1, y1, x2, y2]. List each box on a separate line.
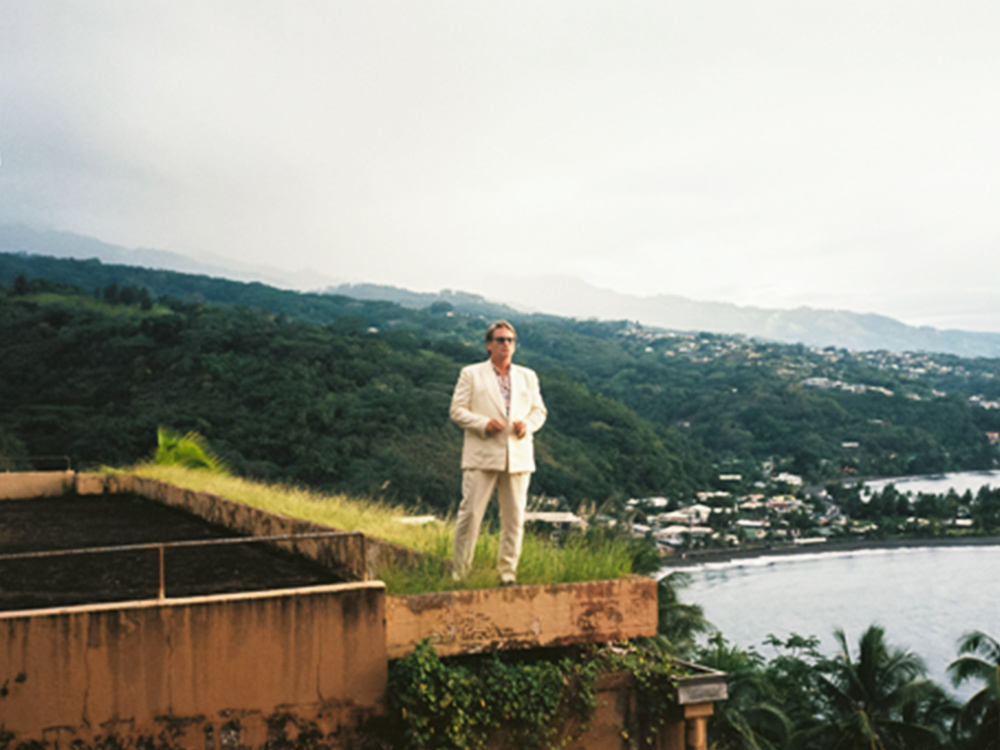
[949, 630, 1000, 749]
[807, 625, 951, 750]
[655, 571, 710, 658]
[153, 426, 229, 474]
[700, 633, 795, 750]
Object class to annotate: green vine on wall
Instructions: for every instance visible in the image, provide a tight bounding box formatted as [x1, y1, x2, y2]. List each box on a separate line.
[379, 639, 685, 750]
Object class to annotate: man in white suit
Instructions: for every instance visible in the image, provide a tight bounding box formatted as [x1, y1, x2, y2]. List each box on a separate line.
[450, 320, 547, 584]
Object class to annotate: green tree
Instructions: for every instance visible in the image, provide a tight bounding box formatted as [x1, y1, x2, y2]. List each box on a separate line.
[808, 625, 951, 750]
[654, 571, 710, 658]
[949, 630, 1000, 749]
[700, 633, 796, 750]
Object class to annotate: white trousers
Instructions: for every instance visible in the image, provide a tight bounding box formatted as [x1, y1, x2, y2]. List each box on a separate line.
[452, 469, 532, 582]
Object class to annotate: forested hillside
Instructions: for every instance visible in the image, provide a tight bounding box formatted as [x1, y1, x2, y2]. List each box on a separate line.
[0, 272, 709, 510]
[2, 253, 1000, 511]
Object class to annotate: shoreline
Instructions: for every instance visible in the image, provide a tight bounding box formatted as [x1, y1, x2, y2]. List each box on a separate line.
[660, 534, 1000, 568]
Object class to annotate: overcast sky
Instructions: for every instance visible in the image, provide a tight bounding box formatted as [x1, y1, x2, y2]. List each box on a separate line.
[2, 2, 999, 330]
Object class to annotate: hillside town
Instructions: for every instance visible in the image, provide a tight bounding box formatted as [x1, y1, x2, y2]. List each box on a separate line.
[528, 460, 1000, 558]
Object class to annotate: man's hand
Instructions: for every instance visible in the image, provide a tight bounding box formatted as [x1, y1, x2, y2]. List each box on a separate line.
[512, 420, 527, 439]
[486, 418, 506, 436]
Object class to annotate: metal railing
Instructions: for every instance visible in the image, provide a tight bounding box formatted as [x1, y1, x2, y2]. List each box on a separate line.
[0, 455, 72, 472]
[0, 530, 366, 600]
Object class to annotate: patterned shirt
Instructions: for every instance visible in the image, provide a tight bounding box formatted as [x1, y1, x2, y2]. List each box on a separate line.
[493, 365, 511, 416]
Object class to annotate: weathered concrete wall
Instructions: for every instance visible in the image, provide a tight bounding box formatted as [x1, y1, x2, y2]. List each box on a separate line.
[9, 472, 721, 749]
[0, 583, 387, 749]
[386, 576, 658, 658]
[0, 470, 75, 500]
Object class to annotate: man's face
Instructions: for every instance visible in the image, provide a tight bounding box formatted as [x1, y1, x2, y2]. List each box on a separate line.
[486, 328, 516, 365]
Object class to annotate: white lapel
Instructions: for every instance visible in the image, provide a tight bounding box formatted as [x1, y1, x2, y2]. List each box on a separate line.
[507, 365, 522, 417]
[481, 361, 507, 416]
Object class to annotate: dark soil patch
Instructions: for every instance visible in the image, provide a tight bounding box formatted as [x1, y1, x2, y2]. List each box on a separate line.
[0, 493, 342, 611]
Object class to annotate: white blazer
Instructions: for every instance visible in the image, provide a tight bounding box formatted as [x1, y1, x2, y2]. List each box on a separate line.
[450, 360, 547, 473]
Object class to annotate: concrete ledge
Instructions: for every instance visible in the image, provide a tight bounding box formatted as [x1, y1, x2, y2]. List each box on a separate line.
[385, 576, 658, 659]
[0, 470, 75, 500]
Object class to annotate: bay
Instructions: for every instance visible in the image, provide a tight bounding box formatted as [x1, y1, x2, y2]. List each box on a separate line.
[678, 544, 1000, 698]
[862, 469, 1000, 496]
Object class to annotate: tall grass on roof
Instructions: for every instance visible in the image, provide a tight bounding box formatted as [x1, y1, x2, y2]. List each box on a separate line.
[125, 463, 452, 554]
[118, 463, 649, 595]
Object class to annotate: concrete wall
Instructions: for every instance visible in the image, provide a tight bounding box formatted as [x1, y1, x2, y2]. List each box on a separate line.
[386, 576, 658, 659]
[0, 470, 75, 499]
[0, 583, 387, 749]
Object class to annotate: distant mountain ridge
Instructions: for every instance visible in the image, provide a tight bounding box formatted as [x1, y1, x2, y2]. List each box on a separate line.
[0, 224, 340, 292]
[330, 279, 1000, 359]
[324, 283, 521, 320]
[497, 276, 1000, 358]
[4, 223, 1000, 358]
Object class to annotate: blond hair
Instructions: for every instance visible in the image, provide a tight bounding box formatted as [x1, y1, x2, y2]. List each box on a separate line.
[485, 320, 516, 342]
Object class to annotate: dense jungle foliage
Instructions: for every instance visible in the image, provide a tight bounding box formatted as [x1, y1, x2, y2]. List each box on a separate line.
[2, 252, 1000, 512]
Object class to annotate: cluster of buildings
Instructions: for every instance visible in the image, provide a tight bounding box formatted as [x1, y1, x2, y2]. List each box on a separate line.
[801, 376, 895, 397]
[617, 473, 842, 552]
[620, 324, 999, 405]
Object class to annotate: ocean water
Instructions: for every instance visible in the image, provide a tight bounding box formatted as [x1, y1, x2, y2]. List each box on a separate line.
[677, 544, 1000, 698]
[863, 469, 1000, 497]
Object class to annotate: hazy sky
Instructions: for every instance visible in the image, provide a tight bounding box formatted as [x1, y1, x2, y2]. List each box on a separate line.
[2, 2, 999, 330]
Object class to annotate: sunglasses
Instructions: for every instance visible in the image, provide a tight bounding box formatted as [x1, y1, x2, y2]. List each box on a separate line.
[492, 336, 516, 344]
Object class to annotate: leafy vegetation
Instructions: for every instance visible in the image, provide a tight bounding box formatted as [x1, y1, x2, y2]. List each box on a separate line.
[832, 482, 1000, 537]
[695, 625, 1000, 750]
[382, 640, 596, 750]
[153, 427, 229, 473]
[381, 638, 688, 750]
[949, 631, 1000, 749]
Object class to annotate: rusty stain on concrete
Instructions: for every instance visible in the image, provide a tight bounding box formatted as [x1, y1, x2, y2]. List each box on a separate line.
[385, 576, 658, 659]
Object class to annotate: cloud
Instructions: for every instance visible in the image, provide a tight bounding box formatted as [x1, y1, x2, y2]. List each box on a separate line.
[2, 1, 999, 329]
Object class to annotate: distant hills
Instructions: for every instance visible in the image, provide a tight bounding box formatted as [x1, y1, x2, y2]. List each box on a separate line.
[0, 224, 340, 292]
[326, 278, 1000, 359]
[494, 276, 1000, 359]
[4, 223, 1000, 358]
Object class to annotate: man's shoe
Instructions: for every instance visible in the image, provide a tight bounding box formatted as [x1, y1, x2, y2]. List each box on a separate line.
[500, 578, 516, 587]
